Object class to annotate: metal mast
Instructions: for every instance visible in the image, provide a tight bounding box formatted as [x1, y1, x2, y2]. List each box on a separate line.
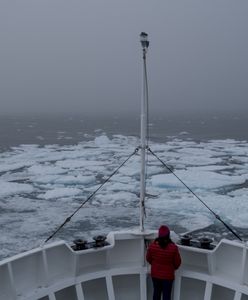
[139, 32, 149, 232]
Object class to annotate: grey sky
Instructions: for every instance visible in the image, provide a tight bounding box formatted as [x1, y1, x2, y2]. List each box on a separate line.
[0, 0, 248, 116]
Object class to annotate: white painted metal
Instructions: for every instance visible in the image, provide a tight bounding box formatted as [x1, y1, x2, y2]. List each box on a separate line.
[7, 262, 16, 300]
[1, 231, 248, 300]
[49, 294, 56, 300]
[106, 275, 115, 300]
[75, 283, 85, 300]
[203, 281, 212, 300]
[139, 32, 149, 233]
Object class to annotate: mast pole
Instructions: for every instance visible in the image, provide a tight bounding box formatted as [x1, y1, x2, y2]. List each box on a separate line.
[139, 32, 149, 232]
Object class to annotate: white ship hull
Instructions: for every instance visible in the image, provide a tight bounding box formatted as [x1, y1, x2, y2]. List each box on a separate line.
[1, 230, 247, 300]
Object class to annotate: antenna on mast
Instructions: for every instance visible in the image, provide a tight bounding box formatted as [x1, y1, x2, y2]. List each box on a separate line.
[139, 32, 149, 232]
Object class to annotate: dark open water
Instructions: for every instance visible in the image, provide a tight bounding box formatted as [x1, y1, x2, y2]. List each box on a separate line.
[1, 112, 248, 151]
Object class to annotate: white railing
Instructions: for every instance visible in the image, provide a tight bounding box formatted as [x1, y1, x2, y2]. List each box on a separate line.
[0, 231, 248, 300]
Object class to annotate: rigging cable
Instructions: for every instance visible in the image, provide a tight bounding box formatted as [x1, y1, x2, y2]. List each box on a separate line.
[44, 147, 139, 244]
[148, 147, 243, 242]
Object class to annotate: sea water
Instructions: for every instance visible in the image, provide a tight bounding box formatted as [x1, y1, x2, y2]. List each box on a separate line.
[0, 113, 248, 259]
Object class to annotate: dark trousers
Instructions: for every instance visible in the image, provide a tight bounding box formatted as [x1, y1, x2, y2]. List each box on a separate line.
[152, 277, 174, 300]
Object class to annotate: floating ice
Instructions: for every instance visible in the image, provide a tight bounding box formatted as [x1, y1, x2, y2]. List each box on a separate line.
[0, 162, 30, 173]
[178, 213, 212, 231]
[94, 135, 111, 146]
[54, 175, 95, 185]
[1, 134, 248, 259]
[228, 188, 248, 197]
[151, 170, 245, 190]
[40, 187, 82, 200]
[28, 164, 66, 175]
[57, 160, 99, 169]
[95, 191, 137, 207]
[0, 181, 34, 197]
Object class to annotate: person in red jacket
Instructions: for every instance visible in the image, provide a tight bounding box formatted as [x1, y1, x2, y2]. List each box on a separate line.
[146, 225, 181, 300]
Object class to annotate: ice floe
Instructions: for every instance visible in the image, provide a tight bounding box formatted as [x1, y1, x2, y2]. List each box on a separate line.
[150, 170, 245, 190]
[0, 181, 34, 197]
[1, 134, 248, 259]
[41, 187, 82, 200]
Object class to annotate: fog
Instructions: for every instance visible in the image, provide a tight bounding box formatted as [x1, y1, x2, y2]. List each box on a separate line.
[0, 0, 248, 116]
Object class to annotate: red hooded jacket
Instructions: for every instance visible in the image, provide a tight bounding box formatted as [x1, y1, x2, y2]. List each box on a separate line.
[146, 240, 181, 280]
